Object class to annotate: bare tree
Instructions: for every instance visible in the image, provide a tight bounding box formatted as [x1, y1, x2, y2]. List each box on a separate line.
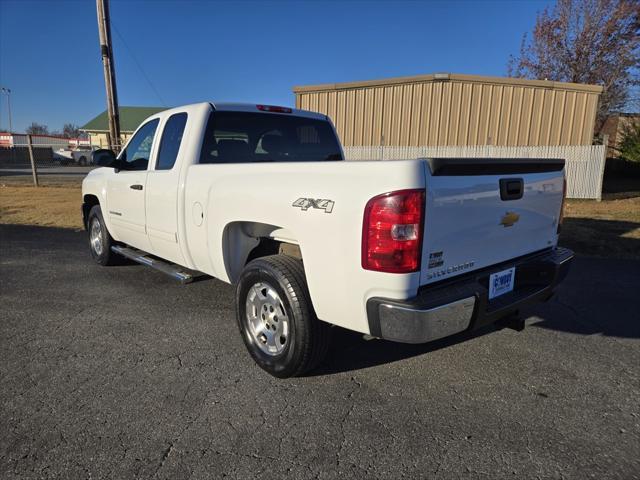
[62, 123, 81, 138]
[25, 122, 49, 135]
[508, 0, 640, 127]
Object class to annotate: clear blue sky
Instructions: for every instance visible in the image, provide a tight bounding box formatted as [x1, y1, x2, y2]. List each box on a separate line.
[0, 0, 554, 133]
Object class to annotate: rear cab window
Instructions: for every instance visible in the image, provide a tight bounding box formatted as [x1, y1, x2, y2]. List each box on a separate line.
[199, 111, 343, 164]
[156, 113, 188, 170]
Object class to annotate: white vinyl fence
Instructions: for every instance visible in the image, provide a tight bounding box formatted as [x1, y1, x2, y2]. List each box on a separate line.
[343, 145, 607, 200]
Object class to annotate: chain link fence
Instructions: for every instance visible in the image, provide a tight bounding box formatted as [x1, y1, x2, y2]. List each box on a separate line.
[0, 135, 99, 167]
[0, 134, 107, 184]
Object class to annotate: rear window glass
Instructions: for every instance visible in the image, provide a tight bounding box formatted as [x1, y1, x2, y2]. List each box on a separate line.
[199, 111, 343, 164]
[156, 113, 187, 170]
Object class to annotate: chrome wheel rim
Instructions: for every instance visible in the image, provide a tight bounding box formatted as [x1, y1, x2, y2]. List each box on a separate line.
[90, 218, 104, 256]
[245, 282, 290, 356]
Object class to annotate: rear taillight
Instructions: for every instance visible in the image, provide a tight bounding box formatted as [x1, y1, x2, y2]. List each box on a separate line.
[557, 176, 567, 234]
[362, 189, 425, 273]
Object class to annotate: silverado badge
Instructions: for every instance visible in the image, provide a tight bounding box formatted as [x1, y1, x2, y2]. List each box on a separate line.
[500, 211, 520, 227]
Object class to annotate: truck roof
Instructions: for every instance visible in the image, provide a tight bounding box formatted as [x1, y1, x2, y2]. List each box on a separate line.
[129, 102, 331, 137]
[212, 102, 326, 120]
[151, 102, 326, 120]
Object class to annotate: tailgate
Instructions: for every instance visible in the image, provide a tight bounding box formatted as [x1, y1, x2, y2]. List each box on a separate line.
[420, 158, 565, 285]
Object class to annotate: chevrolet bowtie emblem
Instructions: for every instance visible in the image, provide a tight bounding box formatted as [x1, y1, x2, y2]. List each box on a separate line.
[500, 211, 520, 227]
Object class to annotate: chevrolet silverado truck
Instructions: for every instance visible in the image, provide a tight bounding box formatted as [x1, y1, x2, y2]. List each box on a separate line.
[82, 102, 573, 378]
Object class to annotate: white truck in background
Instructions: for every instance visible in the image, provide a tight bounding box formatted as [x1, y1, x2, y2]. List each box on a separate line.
[81, 102, 573, 378]
[71, 146, 94, 166]
[55, 146, 95, 166]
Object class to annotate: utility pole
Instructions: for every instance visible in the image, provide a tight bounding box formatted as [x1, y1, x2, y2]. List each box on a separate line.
[0, 87, 12, 133]
[96, 0, 121, 152]
[26, 134, 39, 187]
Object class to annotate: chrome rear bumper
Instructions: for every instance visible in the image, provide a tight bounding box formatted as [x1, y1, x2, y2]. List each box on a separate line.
[367, 247, 574, 344]
[376, 297, 476, 343]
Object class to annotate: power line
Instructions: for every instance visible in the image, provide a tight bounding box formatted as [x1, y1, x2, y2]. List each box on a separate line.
[111, 21, 167, 107]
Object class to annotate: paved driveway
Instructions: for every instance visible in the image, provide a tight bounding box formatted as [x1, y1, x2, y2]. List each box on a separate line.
[1, 224, 638, 479]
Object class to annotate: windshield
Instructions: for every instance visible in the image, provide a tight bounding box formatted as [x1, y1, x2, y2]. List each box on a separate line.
[200, 111, 343, 164]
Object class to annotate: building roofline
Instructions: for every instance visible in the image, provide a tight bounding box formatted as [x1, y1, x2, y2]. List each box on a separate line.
[80, 106, 165, 132]
[293, 72, 604, 94]
[79, 128, 134, 133]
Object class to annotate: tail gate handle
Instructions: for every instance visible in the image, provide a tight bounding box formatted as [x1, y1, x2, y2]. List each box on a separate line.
[499, 178, 523, 201]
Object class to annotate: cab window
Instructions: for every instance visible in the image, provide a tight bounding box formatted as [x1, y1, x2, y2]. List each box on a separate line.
[120, 119, 159, 170]
[199, 112, 343, 164]
[156, 113, 188, 170]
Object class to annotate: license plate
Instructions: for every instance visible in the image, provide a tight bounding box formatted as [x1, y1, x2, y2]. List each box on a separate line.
[489, 267, 515, 299]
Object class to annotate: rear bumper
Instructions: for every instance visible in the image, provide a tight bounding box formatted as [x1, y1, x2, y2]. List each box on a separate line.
[366, 247, 574, 344]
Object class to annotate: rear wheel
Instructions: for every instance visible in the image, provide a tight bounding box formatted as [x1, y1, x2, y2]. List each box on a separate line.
[88, 205, 119, 266]
[236, 255, 330, 378]
[78, 156, 87, 166]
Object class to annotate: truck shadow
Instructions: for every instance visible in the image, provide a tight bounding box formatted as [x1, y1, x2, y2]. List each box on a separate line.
[559, 217, 640, 260]
[311, 253, 640, 376]
[311, 325, 500, 377]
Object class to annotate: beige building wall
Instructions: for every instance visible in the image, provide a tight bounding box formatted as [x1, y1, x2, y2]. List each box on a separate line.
[294, 73, 603, 147]
[88, 132, 133, 149]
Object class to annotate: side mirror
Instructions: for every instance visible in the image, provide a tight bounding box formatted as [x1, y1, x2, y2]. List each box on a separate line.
[92, 149, 118, 168]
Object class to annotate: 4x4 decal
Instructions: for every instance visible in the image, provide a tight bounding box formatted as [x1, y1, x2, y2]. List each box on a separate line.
[292, 198, 335, 213]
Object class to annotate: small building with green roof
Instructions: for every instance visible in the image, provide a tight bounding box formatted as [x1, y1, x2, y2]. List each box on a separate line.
[80, 106, 165, 148]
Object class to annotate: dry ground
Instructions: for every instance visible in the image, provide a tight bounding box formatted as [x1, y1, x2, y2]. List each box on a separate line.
[0, 181, 82, 230]
[1, 178, 639, 258]
[561, 196, 640, 259]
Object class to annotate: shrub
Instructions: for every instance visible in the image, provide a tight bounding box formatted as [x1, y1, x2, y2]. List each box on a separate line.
[618, 120, 640, 163]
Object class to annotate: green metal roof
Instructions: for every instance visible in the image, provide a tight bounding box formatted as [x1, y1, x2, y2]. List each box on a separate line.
[80, 106, 166, 133]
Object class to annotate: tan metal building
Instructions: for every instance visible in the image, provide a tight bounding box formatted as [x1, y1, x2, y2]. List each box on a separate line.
[293, 73, 602, 147]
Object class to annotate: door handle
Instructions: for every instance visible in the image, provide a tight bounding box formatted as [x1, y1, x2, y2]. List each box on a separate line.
[130, 184, 143, 190]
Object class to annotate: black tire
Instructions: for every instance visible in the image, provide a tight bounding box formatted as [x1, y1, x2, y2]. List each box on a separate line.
[79, 156, 87, 166]
[87, 205, 119, 266]
[235, 255, 330, 378]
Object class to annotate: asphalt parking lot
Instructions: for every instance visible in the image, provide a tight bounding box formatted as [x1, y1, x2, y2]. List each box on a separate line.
[1, 224, 639, 479]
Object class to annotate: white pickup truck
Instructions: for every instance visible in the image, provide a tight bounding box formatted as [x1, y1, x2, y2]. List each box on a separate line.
[82, 102, 573, 377]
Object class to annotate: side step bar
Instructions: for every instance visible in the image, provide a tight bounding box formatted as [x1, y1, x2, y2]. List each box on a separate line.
[111, 245, 203, 284]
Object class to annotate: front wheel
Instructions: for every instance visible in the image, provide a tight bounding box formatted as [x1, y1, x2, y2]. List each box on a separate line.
[88, 205, 119, 266]
[235, 255, 330, 378]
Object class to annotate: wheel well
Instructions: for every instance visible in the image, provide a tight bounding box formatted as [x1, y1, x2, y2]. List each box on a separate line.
[247, 238, 302, 264]
[246, 237, 280, 263]
[82, 194, 100, 230]
[222, 221, 302, 283]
